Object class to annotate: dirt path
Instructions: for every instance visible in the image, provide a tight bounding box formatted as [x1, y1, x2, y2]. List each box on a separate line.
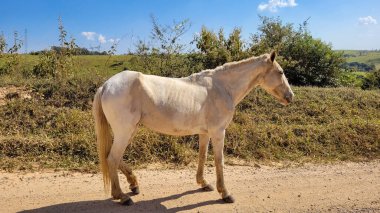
[0, 162, 379, 213]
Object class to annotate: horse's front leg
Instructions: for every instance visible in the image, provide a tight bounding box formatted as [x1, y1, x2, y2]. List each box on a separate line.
[211, 130, 235, 203]
[196, 134, 214, 191]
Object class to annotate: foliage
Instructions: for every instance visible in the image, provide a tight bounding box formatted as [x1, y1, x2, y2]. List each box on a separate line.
[281, 32, 344, 86]
[0, 34, 6, 54]
[1, 84, 379, 171]
[194, 27, 248, 69]
[128, 16, 203, 77]
[343, 50, 380, 70]
[343, 61, 376, 72]
[338, 71, 368, 88]
[0, 16, 379, 172]
[249, 16, 293, 54]
[0, 32, 23, 75]
[192, 16, 346, 87]
[30, 47, 108, 55]
[32, 17, 78, 80]
[250, 16, 345, 86]
[362, 69, 380, 89]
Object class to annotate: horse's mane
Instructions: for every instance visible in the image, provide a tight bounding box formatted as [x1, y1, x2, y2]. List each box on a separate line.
[185, 55, 265, 81]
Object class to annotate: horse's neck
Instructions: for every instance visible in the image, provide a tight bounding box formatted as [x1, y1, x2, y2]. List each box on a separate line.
[213, 60, 264, 106]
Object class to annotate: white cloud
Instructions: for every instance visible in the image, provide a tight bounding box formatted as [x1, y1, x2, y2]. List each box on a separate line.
[258, 0, 297, 12]
[358, 16, 377, 25]
[81, 32, 96, 40]
[82, 32, 118, 44]
[98, 34, 106, 44]
[108, 38, 121, 43]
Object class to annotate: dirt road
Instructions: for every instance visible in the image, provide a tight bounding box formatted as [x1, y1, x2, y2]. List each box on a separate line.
[0, 162, 379, 213]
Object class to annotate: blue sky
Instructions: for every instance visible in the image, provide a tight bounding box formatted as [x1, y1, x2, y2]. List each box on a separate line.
[1, 0, 379, 54]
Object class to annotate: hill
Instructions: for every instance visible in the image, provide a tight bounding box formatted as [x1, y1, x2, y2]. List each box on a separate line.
[339, 50, 380, 70]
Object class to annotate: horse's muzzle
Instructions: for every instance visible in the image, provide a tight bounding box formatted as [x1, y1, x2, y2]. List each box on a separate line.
[284, 91, 294, 104]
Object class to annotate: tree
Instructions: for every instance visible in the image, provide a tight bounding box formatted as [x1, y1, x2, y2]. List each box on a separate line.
[0, 31, 22, 75]
[226, 28, 247, 61]
[194, 27, 248, 69]
[249, 16, 345, 87]
[362, 69, 380, 89]
[249, 16, 293, 55]
[195, 27, 230, 69]
[32, 17, 78, 79]
[129, 16, 201, 77]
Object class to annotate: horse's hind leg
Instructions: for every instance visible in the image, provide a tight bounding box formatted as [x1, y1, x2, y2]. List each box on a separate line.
[119, 161, 139, 194]
[107, 120, 138, 205]
[196, 134, 214, 191]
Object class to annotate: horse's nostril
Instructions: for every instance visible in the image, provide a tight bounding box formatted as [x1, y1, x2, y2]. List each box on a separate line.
[285, 93, 293, 102]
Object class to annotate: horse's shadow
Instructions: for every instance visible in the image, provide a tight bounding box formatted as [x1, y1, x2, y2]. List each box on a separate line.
[19, 188, 223, 213]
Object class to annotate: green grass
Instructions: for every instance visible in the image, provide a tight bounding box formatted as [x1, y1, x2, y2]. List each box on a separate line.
[340, 50, 380, 70]
[0, 55, 379, 172]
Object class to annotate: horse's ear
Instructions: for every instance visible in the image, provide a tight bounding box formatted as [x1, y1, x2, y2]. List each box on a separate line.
[270, 51, 276, 63]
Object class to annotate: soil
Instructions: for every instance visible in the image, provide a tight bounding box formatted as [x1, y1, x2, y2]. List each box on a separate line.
[0, 161, 379, 213]
[0, 86, 32, 106]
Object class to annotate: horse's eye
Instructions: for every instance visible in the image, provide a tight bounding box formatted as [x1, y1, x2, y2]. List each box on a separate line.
[279, 71, 284, 75]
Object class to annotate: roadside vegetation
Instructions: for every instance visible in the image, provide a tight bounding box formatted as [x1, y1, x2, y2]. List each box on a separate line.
[0, 16, 379, 171]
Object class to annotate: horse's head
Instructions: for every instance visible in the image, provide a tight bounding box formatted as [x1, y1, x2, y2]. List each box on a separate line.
[258, 51, 294, 106]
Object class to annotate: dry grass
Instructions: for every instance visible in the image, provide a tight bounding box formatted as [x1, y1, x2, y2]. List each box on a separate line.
[0, 82, 379, 171]
[0, 55, 379, 171]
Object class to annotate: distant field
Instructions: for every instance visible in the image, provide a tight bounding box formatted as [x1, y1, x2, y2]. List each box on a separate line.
[339, 50, 380, 70]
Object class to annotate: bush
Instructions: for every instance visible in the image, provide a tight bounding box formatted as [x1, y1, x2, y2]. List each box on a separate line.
[0, 32, 22, 76]
[362, 69, 380, 89]
[249, 16, 345, 87]
[1, 86, 379, 171]
[194, 27, 248, 69]
[32, 17, 77, 80]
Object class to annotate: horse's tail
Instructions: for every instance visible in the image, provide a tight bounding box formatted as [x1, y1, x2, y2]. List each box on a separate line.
[93, 86, 112, 193]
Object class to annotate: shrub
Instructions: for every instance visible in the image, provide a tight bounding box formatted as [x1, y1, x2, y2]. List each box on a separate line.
[362, 69, 380, 89]
[0, 32, 22, 76]
[32, 17, 77, 80]
[249, 16, 345, 87]
[194, 27, 249, 69]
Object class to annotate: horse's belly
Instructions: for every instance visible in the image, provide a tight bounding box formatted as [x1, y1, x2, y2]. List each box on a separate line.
[137, 74, 210, 135]
[140, 111, 208, 136]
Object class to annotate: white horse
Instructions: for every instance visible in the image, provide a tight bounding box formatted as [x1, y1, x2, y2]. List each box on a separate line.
[93, 52, 294, 205]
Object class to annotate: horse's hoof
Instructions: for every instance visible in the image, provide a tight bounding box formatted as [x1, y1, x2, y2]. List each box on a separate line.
[222, 195, 235, 203]
[131, 186, 140, 195]
[202, 184, 214, 191]
[120, 196, 134, 206]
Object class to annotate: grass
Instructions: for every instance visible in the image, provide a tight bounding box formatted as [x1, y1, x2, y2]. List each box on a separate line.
[340, 50, 380, 70]
[0, 55, 379, 172]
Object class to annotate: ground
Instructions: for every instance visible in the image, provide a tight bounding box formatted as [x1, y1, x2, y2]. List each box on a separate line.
[1, 161, 379, 213]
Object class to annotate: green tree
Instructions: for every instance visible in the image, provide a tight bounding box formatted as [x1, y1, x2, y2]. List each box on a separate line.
[195, 27, 248, 69]
[227, 28, 247, 61]
[249, 16, 293, 55]
[0, 31, 22, 75]
[0, 34, 6, 54]
[195, 27, 230, 69]
[32, 17, 78, 80]
[129, 16, 201, 77]
[249, 16, 344, 87]
[362, 69, 380, 89]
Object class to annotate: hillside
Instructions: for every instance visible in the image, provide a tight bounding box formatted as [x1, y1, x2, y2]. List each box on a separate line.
[0, 82, 380, 171]
[0, 54, 379, 171]
[340, 50, 380, 70]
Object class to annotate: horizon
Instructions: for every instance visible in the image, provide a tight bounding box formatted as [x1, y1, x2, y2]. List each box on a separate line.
[1, 0, 379, 54]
